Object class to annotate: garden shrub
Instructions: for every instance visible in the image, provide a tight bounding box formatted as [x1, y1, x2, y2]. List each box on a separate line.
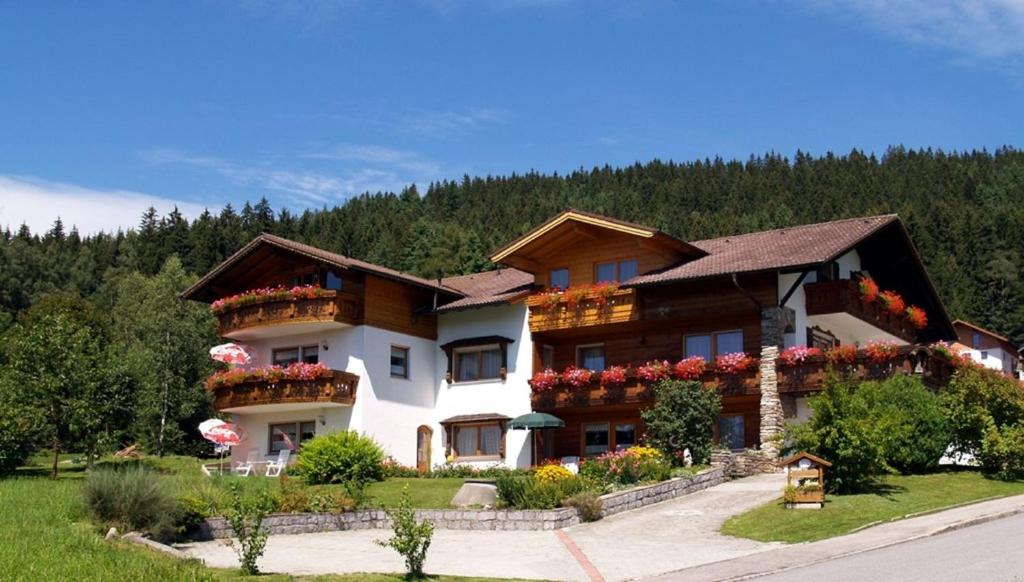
[223, 483, 276, 576]
[787, 375, 883, 493]
[0, 406, 36, 476]
[84, 465, 178, 540]
[641, 379, 721, 465]
[859, 376, 949, 474]
[381, 456, 421, 478]
[579, 446, 672, 486]
[292, 431, 385, 490]
[980, 422, 1024, 481]
[535, 464, 573, 483]
[376, 486, 434, 578]
[564, 490, 603, 522]
[943, 366, 1024, 458]
[307, 488, 356, 515]
[494, 473, 589, 509]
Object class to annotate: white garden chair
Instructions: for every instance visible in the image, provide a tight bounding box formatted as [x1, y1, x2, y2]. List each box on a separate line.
[265, 449, 291, 477]
[233, 449, 259, 477]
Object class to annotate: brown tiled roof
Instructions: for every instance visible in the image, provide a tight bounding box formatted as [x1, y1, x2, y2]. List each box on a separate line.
[436, 268, 535, 313]
[626, 215, 899, 286]
[440, 413, 511, 424]
[183, 233, 457, 300]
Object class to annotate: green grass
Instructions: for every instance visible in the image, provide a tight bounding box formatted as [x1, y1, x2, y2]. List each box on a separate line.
[367, 478, 465, 508]
[721, 470, 1024, 544]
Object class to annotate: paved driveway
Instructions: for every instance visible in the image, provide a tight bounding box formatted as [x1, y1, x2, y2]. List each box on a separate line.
[178, 472, 786, 581]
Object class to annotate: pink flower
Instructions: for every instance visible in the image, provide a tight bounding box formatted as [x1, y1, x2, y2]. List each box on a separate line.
[715, 352, 755, 374]
[778, 345, 823, 367]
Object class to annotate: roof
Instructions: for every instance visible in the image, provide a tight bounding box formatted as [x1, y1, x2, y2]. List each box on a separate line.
[489, 208, 706, 267]
[435, 268, 535, 313]
[626, 215, 899, 286]
[439, 413, 511, 425]
[953, 320, 1019, 353]
[182, 233, 458, 301]
[781, 451, 833, 467]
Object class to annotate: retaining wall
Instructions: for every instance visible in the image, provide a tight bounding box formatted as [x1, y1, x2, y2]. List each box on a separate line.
[196, 466, 724, 539]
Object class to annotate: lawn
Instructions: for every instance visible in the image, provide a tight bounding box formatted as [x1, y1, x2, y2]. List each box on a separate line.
[367, 477, 465, 508]
[721, 470, 1024, 544]
[0, 457, 492, 581]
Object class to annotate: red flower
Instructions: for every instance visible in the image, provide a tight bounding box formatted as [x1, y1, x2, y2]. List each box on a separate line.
[715, 352, 756, 374]
[637, 360, 671, 382]
[905, 305, 928, 330]
[858, 276, 880, 303]
[530, 368, 560, 392]
[878, 291, 906, 316]
[864, 340, 900, 364]
[825, 345, 857, 366]
[778, 345, 823, 367]
[600, 365, 628, 386]
[672, 356, 706, 380]
[562, 365, 594, 388]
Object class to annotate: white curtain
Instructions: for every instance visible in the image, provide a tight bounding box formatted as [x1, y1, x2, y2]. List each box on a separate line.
[480, 425, 501, 455]
[457, 351, 478, 381]
[456, 426, 478, 456]
[480, 348, 502, 379]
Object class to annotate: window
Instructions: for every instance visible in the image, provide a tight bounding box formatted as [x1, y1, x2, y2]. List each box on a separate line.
[272, 345, 319, 366]
[454, 346, 503, 382]
[390, 346, 409, 379]
[981, 351, 989, 360]
[453, 423, 503, 459]
[582, 421, 636, 457]
[577, 344, 605, 371]
[290, 272, 317, 286]
[718, 415, 745, 450]
[685, 330, 744, 359]
[595, 258, 639, 283]
[325, 270, 343, 291]
[549, 268, 569, 290]
[269, 421, 315, 454]
[973, 333, 982, 349]
[541, 344, 555, 370]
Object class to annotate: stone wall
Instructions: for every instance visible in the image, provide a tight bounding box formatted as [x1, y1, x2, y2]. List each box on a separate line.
[711, 449, 779, 478]
[758, 345, 783, 458]
[196, 467, 724, 539]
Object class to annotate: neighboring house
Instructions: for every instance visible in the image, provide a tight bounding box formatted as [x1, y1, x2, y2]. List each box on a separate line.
[952, 319, 1022, 379]
[183, 209, 956, 470]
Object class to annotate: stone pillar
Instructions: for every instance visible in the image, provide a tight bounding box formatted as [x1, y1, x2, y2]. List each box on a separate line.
[758, 307, 785, 466]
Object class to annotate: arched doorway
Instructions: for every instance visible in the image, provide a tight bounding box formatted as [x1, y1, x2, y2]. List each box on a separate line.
[416, 425, 433, 474]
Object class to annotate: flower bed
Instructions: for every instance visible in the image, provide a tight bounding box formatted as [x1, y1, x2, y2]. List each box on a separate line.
[210, 285, 333, 315]
[205, 362, 332, 390]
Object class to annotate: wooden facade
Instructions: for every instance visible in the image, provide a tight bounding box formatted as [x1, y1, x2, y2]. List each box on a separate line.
[216, 291, 363, 338]
[210, 369, 359, 411]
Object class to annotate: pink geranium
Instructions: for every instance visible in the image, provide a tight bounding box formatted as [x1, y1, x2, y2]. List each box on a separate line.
[715, 352, 755, 374]
[672, 356, 706, 380]
[562, 365, 594, 388]
[600, 365, 628, 386]
[637, 360, 671, 382]
[531, 368, 560, 392]
[778, 345, 823, 367]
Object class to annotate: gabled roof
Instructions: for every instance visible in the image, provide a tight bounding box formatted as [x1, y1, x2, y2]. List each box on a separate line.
[489, 208, 706, 269]
[953, 319, 1019, 353]
[781, 451, 833, 467]
[436, 268, 534, 313]
[626, 215, 899, 286]
[182, 233, 459, 302]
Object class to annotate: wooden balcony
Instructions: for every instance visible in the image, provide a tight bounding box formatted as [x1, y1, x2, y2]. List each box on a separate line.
[210, 369, 359, 412]
[777, 346, 955, 394]
[803, 279, 916, 342]
[531, 368, 760, 410]
[215, 291, 363, 340]
[526, 287, 639, 333]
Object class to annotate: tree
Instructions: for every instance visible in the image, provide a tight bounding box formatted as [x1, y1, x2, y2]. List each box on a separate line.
[640, 379, 721, 465]
[112, 256, 217, 456]
[858, 375, 949, 474]
[0, 295, 122, 476]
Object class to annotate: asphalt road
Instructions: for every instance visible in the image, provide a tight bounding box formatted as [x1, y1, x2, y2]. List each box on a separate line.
[756, 513, 1024, 582]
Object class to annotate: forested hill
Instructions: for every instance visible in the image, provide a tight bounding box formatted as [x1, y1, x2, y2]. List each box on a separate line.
[3, 146, 1023, 344]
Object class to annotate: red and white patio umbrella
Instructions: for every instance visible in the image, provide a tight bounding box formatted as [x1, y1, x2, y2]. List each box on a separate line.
[198, 418, 245, 447]
[209, 343, 252, 365]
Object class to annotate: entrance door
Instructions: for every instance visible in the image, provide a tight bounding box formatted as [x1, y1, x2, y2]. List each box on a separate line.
[416, 426, 432, 473]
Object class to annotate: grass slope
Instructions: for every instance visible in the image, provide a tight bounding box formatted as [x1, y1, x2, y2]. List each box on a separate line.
[722, 471, 1024, 544]
[367, 478, 465, 508]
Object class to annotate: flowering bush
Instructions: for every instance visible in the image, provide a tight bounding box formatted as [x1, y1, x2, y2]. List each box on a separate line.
[538, 289, 561, 310]
[878, 291, 906, 316]
[715, 352, 755, 374]
[906, 305, 928, 330]
[864, 340, 900, 364]
[530, 368, 560, 392]
[211, 285, 332, 314]
[205, 362, 331, 390]
[778, 345, 823, 367]
[858, 276, 880, 303]
[600, 365, 628, 386]
[672, 356, 706, 380]
[825, 344, 857, 366]
[562, 366, 594, 389]
[591, 282, 619, 307]
[564, 286, 589, 310]
[578, 447, 672, 485]
[534, 464, 573, 484]
[637, 360, 672, 382]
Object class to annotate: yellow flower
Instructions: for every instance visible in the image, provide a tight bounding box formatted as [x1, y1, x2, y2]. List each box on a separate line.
[535, 464, 573, 483]
[627, 446, 662, 460]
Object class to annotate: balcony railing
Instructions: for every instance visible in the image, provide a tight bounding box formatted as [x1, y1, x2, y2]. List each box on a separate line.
[209, 369, 359, 411]
[526, 287, 639, 332]
[777, 345, 955, 393]
[215, 290, 363, 338]
[803, 279, 916, 342]
[530, 368, 760, 409]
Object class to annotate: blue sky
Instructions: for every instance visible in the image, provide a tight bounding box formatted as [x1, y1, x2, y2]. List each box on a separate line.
[1, 0, 1023, 234]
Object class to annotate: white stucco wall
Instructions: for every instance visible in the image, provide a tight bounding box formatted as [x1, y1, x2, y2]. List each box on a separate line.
[433, 304, 534, 468]
[779, 249, 862, 348]
[962, 346, 1016, 375]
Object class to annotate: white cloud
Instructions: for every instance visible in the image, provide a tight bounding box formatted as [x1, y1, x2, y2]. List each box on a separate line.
[395, 107, 509, 136]
[812, 0, 1024, 67]
[0, 175, 206, 236]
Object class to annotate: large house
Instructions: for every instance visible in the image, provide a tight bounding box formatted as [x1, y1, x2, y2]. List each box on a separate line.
[183, 209, 956, 471]
[952, 320, 1022, 380]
